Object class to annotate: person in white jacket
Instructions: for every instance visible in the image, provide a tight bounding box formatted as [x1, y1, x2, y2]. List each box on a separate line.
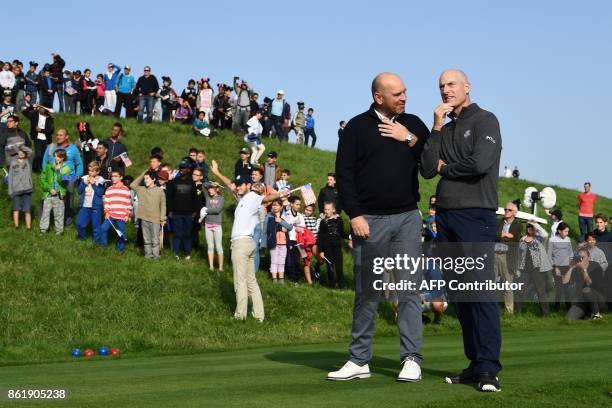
[0, 62, 16, 94]
[244, 111, 265, 165]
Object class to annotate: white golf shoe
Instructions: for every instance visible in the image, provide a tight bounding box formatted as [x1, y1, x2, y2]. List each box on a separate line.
[327, 361, 371, 381]
[397, 358, 422, 382]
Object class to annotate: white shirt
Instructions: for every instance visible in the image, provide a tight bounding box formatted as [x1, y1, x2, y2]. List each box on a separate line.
[247, 116, 263, 135]
[0, 70, 15, 89]
[282, 208, 305, 241]
[36, 115, 47, 140]
[231, 191, 264, 240]
[374, 109, 398, 122]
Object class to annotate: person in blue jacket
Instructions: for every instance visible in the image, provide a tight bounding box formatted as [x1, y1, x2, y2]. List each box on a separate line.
[76, 161, 106, 241]
[104, 63, 121, 112]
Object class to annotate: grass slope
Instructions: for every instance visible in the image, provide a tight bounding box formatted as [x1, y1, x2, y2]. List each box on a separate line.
[1, 113, 611, 367]
[1, 324, 611, 407]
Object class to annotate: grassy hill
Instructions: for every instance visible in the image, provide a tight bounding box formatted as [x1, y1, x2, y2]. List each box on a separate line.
[1, 113, 610, 366]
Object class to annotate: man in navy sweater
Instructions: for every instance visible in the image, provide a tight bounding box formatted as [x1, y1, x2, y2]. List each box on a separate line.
[330, 72, 430, 382]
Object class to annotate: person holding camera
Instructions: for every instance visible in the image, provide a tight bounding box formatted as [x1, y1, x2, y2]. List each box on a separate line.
[566, 247, 607, 320]
[516, 222, 553, 315]
[232, 76, 252, 134]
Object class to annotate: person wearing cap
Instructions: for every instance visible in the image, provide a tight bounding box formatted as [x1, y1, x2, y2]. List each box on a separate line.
[22, 104, 54, 173]
[134, 66, 160, 123]
[332, 72, 430, 383]
[25, 62, 40, 105]
[159, 76, 177, 122]
[166, 158, 199, 260]
[62, 70, 79, 113]
[270, 90, 290, 141]
[292, 102, 306, 144]
[232, 76, 252, 134]
[115, 65, 136, 118]
[544, 208, 564, 237]
[235, 148, 253, 181]
[263, 151, 281, 194]
[103, 63, 121, 112]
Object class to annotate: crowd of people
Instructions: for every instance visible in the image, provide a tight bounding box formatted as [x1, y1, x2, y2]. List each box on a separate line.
[0, 55, 321, 146]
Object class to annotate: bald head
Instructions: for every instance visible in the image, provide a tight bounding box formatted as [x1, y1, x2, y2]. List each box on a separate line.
[371, 72, 407, 117]
[438, 69, 471, 110]
[439, 69, 469, 84]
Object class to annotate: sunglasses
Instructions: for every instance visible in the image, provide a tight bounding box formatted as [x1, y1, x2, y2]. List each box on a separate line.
[144, 69, 151, 72]
[504, 209, 514, 212]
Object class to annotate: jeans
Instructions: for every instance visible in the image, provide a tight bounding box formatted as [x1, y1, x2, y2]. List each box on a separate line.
[76, 207, 102, 242]
[253, 224, 261, 272]
[304, 128, 317, 147]
[138, 95, 155, 123]
[54, 82, 64, 112]
[578, 216, 593, 241]
[349, 210, 423, 365]
[171, 212, 193, 256]
[98, 217, 126, 252]
[271, 115, 285, 141]
[64, 94, 77, 113]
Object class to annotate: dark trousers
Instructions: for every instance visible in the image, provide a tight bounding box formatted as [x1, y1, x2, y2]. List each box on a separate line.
[33, 139, 49, 173]
[515, 267, 550, 315]
[578, 216, 593, 241]
[171, 212, 193, 256]
[553, 266, 571, 310]
[115, 92, 132, 118]
[436, 208, 502, 376]
[40, 92, 54, 110]
[285, 241, 302, 281]
[304, 128, 317, 147]
[323, 245, 344, 288]
[271, 115, 285, 141]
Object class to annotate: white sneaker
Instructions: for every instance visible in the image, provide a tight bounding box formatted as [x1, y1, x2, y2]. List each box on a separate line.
[327, 361, 370, 381]
[397, 358, 422, 382]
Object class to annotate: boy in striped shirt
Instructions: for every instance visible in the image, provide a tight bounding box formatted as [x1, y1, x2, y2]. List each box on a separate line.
[98, 169, 132, 252]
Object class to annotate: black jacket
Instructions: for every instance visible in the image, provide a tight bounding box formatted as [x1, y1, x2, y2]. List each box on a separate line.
[22, 107, 54, 143]
[166, 174, 198, 213]
[134, 75, 160, 95]
[318, 185, 341, 214]
[335, 104, 430, 218]
[234, 159, 253, 180]
[318, 216, 345, 249]
[421, 103, 502, 210]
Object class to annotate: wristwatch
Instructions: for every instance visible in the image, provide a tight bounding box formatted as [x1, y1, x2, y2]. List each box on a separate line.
[405, 132, 414, 143]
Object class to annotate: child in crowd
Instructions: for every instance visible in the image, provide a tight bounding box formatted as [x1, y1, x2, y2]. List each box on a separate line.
[40, 149, 71, 234]
[282, 195, 305, 281]
[318, 201, 345, 289]
[265, 199, 294, 284]
[234, 148, 253, 181]
[8, 145, 33, 229]
[274, 169, 292, 192]
[130, 169, 167, 260]
[195, 150, 208, 182]
[76, 161, 105, 241]
[174, 98, 193, 123]
[94, 74, 105, 112]
[192, 110, 210, 136]
[302, 203, 321, 284]
[76, 122, 99, 169]
[161, 163, 177, 180]
[245, 110, 265, 165]
[148, 154, 162, 182]
[203, 182, 225, 270]
[98, 170, 132, 252]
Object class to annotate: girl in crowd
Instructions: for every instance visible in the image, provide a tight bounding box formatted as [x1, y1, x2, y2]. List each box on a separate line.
[203, 182, 225, 271]
[547, 222, 574, 311]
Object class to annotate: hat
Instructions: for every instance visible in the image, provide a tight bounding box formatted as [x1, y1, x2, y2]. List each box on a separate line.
[29, 61, 38, 67]
[157, 170, 169, 181]
[277, 89, 285, 95]
[162, 76, 171, 83]
[239, 148, 250, 154]
[263, 96, 272, 104]
[124, 64, 131, 69]
[234, 175, 252, 186]
[74, 70, 82, 75]
[297, 101, 304, 106]
[267, 151, 278, 158]
[178, 159, 191, 169]
[550, 209, 563, 219]
[205, 181, 220, 189]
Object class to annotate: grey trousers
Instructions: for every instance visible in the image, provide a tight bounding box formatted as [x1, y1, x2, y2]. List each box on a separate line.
[232, 107, 250, 133]
[40, 196, 64, 233]
[349, 210, 423, 365]
[142, 220, 161, 259]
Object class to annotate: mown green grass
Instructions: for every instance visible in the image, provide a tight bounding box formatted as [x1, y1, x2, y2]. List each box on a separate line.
[1, 113, 611, 367]
[1, 324, 610, 407]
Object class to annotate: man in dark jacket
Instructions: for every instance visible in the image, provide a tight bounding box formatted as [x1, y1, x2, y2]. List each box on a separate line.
[330, 72, 430, 383]
[48, 53, 65, 112]
[22, 104, 54, 173]
[317, 172, 341, 215]
[134, 66, 159, 123]
[495, 202, 522, 314]
[421, 69, 503, 392]
[166, 159, 198, 260]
